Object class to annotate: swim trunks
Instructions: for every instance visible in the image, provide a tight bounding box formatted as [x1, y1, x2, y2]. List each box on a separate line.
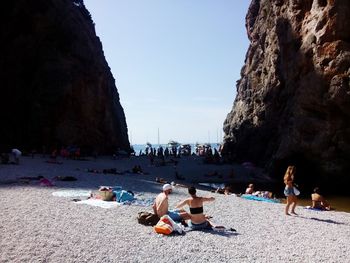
[167, 209, 182, 222]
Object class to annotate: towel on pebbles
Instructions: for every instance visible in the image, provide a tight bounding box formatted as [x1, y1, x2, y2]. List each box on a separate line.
[75, 197, 155, 208]
[52, 190, 92, 198]
[52, 190, 154, 208]
[122, 198, 155, 207]
[76, 199, 121, 209]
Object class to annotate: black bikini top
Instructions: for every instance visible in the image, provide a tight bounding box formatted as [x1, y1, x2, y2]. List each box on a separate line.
[190, 206, 203, 214]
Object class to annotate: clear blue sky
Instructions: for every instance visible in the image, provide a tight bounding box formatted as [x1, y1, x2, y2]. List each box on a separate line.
[84, 0, 250, 145]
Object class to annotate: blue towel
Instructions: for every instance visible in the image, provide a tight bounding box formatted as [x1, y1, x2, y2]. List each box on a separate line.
[114, 190, 135, 202]
[241, 194, 280, 203]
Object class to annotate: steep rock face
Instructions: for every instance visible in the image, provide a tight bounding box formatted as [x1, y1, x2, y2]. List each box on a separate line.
[0, 0, 129, 153]
[223, 0, 350, 188]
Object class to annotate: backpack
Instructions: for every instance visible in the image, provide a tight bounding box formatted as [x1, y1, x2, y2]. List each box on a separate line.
[137, 212, 160, 226]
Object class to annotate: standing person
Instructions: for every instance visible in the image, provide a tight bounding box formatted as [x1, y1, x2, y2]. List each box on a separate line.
[283, 166, 299, 215]
[283, 165, 295, 183]
[152, 184, 187, 222]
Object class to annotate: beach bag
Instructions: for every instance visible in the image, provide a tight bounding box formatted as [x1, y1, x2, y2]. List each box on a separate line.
[153, 215, 184, 235]
[137, 212, 160, 226]
[293, 187, 300, 196]
[154, 215, 174, 235]
[99, 190, 114, 201]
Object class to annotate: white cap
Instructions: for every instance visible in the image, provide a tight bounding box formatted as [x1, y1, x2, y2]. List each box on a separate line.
[163, 184, 172, 191]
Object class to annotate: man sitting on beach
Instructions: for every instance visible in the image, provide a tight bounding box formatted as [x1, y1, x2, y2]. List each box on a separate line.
[153, 184, 187, 222]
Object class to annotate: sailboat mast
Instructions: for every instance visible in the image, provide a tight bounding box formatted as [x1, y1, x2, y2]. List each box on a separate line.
[157, 128, 160, 146]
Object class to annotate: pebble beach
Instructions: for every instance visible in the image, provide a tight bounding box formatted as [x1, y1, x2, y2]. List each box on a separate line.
[1, 156, 349, 263]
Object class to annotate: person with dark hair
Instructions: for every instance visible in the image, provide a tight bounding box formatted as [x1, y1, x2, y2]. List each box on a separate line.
[175, 186, 217, 230]
[245, 183, 254, 194]
[311, 187, 331, 210]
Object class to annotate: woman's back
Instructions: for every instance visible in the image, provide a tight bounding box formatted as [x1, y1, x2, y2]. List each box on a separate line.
[176, 187, 215, 224]
[189, 196, 203, 208]
[187, 197, 204, 221]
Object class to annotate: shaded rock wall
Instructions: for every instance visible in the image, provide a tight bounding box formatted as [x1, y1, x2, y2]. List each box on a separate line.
[223, 0, 350, 189]
[0, 0, 129, 154]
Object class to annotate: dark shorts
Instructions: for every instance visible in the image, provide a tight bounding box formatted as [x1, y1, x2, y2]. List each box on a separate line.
[188, 220, 211, 230]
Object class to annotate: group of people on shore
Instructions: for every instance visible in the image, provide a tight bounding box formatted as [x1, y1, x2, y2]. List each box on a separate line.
[151, 165, 332, 233]
[244, 166, 331, 215]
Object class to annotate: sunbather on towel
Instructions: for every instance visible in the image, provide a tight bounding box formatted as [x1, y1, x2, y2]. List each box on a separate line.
[245, 183, 255, 194]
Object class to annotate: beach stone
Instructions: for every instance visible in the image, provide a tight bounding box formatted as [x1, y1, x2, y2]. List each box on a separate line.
[0, 0, 129, 154]
[223, 0, 350, 190]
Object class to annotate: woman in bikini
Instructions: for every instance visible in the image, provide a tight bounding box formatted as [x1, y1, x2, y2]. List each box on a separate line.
[176, 186, 221, 230]
[283, 166, 299, 215]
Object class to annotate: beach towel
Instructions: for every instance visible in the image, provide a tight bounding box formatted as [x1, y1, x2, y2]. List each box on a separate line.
[76, 199, 121, 209]
[52, 190, 92, 198]
[73, 195, 154, 208]
[198, 183, 225, 190]
[304, 206, 327, 211]
[114, 190, 135, 202]
[241, 194, 280, 203]
[122, 198, 155, 207]
[184, 226, 237, 237]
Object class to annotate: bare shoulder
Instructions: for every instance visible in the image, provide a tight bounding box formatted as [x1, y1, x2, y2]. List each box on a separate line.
[202, 196, 215, 202]
[184, 197, 191, 203]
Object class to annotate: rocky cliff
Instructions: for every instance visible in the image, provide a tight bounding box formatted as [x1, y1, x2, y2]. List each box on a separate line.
[0, 0, 129, 154]
[223, 0, 350, 189]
